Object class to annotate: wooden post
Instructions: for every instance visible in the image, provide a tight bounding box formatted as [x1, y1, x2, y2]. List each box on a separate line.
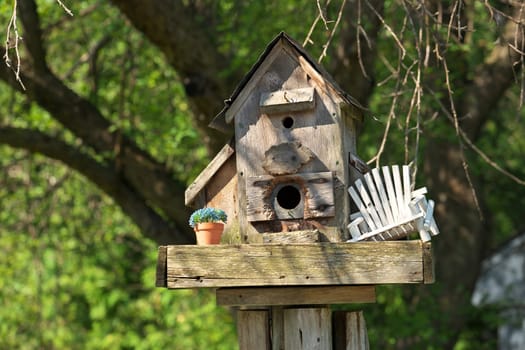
[333, 311, 369, 350]
[236, 306, 371, 349]
[271, 307, 284, 350]
[238, 309, 271, 350]
[284, 308, 332, 350]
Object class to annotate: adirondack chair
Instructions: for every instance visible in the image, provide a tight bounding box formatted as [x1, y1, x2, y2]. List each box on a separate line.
[347, 165, 439, 242]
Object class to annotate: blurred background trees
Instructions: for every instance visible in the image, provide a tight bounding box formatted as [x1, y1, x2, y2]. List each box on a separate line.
[1, 1, 524, 348]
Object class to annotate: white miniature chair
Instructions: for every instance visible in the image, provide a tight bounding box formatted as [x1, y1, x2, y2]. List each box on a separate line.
[347, 165, 439, 242]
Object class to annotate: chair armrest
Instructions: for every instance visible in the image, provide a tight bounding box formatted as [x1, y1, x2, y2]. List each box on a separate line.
[347, 216, 364, 240]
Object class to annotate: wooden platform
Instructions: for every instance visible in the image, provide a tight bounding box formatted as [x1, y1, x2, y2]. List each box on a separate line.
[156, 241, 434, 290]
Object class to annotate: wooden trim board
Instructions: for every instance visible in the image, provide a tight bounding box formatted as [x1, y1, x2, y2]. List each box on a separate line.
[184, 143, 235, 206]
[422, 240, 435, 284]
[158, 241, 433, 288]
[155, 246, 167, 288]
[216, 285, 376, 306]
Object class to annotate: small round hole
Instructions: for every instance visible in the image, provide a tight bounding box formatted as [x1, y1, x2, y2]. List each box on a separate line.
[282, 116, 294, 129]
[276, 185, 301, 210]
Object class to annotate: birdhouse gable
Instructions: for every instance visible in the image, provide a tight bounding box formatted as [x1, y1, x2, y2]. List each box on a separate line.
[210, 32, 362, 132]
[184, 142, 235, 208]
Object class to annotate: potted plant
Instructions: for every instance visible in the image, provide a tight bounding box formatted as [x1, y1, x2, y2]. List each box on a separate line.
[189, 207, 227, 245]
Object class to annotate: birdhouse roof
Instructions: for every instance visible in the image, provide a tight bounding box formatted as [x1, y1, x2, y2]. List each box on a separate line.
[209, 32, 364, 132]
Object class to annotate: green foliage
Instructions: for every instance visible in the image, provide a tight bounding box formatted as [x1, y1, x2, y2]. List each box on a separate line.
[0, 147, 238, 349]
[212, 0, 321, 76]
[1, 0, 525, 349]
[0, 1, 237, 348]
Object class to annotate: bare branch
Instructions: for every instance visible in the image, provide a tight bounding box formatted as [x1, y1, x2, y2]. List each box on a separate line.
[458, 124, 525, 186]
[442, 57, 483, 219]
[426, 83, 525, 188]
[365, 0, 406, 59]
[356, 0, 371, 79]
[44, 3, 99, 35]
[3, 0, 25, 89]
[55, 0, 74, 16]
[316, 0, 332, 30]
[318, 0, 348, 63]
[303, 0, 332, 47]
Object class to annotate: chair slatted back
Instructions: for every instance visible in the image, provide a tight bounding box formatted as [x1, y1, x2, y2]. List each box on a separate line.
[348, 164, 438, 242]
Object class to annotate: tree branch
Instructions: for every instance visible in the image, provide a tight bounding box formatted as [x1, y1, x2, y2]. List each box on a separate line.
[0, 48, 192, 243]
[17, 0, 48, 72]
[0, 125, 192, 244]
[331, 0, 384, 105]
[110, 0, 232, 153]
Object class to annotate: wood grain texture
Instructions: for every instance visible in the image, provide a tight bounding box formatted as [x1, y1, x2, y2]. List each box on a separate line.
[423, 241, 435, 284]
[225, 41, 286, 123]
[284, 308, 332, 350]
[333, 311, 369, 350]
[162, 241, 432, 288]
[237, 310, 271, 350]
[259, 87, 315, 114]
[185, 143, 235, 206]
[246, 172, 335, 222]
[216, 285, 376, 306]
[262, 230, 320, 243]
[204, 155, 238, 234]
[271, 307, 284, 350]
[262, 141, 314, 176]
[155, 246, 167, 288]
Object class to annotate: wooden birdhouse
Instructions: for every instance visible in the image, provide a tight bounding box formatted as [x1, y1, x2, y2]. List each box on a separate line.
[185, 32, 363, 243]
[160, 32, 437, 350]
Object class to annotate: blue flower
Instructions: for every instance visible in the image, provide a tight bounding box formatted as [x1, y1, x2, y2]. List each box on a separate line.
[189, 208, 227, 228]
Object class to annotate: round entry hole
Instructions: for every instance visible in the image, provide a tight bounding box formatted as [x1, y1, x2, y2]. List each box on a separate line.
[276, 185, 301, 210]
[282, 116, 294, 129]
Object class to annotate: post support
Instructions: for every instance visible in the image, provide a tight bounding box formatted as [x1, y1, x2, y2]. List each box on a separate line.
[236, 307, 369, 350]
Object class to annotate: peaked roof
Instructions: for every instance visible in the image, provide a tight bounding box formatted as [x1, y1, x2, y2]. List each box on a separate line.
[209, 32, 364, 132]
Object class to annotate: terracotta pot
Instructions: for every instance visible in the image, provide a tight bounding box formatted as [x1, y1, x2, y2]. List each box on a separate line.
[194, 222, 224, 245]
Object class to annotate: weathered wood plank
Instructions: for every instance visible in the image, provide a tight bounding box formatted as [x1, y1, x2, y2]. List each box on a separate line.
[237, 310, 271, 350]
[333, 311, 369, 350]
[155, 246, 167, 288]
[304, 172, 335, 219]
[259, 87, 315, 114]
[185, 143, 235, 206]
[262, 230, 320, 243]
[271, 307, 284, 350]
[284, 308, 332, 349]
[423, 241, 435, 284]
[163, 241, 430, 288]
[216, 285, 376, 306]
[246, 172, 335, 222]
